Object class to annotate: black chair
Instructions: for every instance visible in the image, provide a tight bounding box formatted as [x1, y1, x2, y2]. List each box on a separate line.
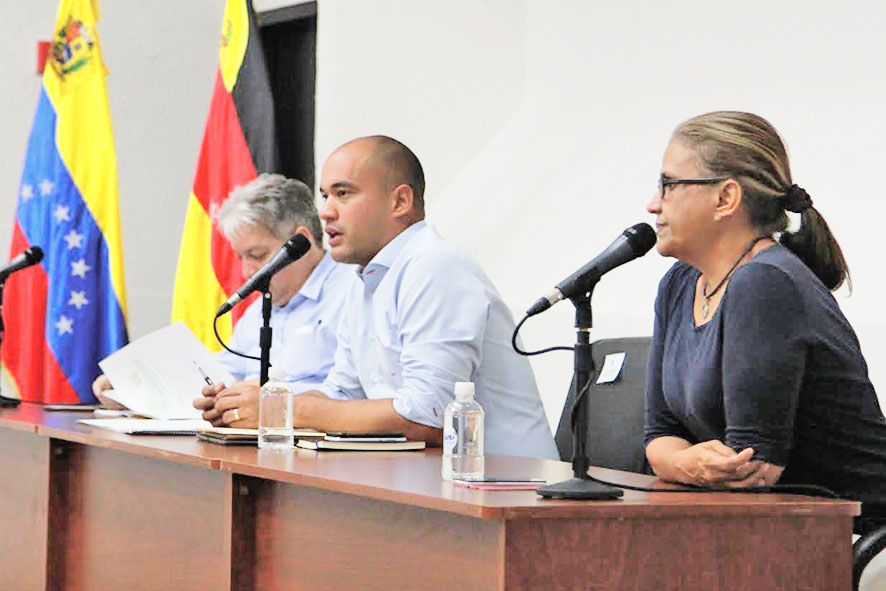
[553, 336, 886, 587]
[554, 336, 652, 475]
[853, 518, 886, 590]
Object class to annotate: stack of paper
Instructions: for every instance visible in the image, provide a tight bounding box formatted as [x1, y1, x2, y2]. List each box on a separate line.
[97, 323, 235, 420]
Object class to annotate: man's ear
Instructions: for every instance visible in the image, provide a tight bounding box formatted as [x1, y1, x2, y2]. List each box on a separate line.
[291, 225, 315, 246]
[390, 183, 415, 219]
[714, 179, 743, 221]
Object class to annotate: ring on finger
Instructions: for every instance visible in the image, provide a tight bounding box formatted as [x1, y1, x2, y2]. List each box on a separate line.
[232, 407, 241, 422]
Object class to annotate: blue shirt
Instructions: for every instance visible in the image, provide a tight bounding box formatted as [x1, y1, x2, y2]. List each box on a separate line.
[320, 221, 558, 459]
[216, 252, 356, 393]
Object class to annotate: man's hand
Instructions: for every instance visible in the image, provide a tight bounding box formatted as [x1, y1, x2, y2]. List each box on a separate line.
[292, 392, 443, 446]
[91, 374, 126, 410]
[208, 383, 261, 428]
[193, 383, 226, 425]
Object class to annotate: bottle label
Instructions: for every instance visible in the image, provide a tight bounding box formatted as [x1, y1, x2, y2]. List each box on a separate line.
[443, 427, 457, 455]
[443, 413, 468, 456]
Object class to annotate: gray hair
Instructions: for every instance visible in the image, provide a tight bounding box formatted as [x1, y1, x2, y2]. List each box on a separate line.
[673, 111, 849, 291]
[217, 173, 322, 244]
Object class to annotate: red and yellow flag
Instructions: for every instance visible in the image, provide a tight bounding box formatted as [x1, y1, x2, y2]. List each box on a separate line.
[171, 0, 276, 349]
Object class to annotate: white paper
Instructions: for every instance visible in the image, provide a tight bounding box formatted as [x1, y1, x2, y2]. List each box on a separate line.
[596, 352, 626, 384]
[98, 323, 235, 419]
[92, 407, 134, 418]
[79, 418, 210, 434]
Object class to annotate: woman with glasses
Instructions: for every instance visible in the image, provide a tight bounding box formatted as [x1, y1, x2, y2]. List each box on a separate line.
[643, 111, 886, 527]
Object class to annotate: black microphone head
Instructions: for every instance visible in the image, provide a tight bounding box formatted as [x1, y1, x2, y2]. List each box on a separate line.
[27, 246, 44, 264]
[623, 223, 657, 257]
[282, 234, 311, 258]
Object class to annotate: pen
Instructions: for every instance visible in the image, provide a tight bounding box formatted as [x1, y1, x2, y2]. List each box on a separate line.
[194, 362, 213, 385]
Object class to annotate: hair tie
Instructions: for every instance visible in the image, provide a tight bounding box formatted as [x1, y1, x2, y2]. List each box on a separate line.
[782, 184, 813, 213]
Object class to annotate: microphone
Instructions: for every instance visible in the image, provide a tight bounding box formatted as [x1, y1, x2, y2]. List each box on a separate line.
[215, 234, 311, 318]
[0, 246, 44, 282]
[526, 223, 657, 316]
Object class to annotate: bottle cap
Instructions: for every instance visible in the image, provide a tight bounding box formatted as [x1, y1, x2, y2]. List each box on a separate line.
[268, 367, 286, 381]
[454, 381, 475, 401]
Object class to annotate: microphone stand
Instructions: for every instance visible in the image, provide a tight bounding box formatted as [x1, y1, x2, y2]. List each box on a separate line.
[259, 288, 272, 387]
[0, 281, 22, 406]
[537, 287, 622, 500]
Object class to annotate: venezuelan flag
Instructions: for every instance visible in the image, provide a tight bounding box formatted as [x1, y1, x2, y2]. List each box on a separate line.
[0, 0, 127, 403]
[171, 0, 277, 349]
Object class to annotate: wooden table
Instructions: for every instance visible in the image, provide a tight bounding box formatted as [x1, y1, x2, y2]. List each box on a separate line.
[0, 404, 858, 590]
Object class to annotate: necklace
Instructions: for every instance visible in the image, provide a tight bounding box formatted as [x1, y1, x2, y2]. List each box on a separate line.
[701, 236, 768, 319]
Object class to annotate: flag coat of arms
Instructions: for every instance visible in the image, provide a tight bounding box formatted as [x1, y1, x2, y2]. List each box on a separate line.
[1, 0, 127, 403]
[171, 0, 277, 349]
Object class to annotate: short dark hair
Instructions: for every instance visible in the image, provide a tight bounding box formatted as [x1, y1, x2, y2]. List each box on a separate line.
[360, 135, 426, 216]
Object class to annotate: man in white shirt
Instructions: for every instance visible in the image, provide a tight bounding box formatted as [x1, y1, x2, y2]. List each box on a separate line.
[95, 174, 354, 426]
[249, 136, 556, 458]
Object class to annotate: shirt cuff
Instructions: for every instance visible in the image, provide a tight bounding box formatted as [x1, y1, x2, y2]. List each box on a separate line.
[392, 392, 445, 429]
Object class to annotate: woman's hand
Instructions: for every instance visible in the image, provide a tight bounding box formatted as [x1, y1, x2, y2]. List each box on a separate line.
[721, 459, 785, 488]
[669, 440, 758, 486]
[648, 437, 786, 488]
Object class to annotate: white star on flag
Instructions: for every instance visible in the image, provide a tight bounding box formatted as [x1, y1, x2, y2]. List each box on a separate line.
[69, 290, 89, 310]
[21, 184, 34, 202]
[39, 178, 55, 196]
[71, 258, 91, 278]
[55, 315, 74, 335]
[54, 205, 71, 223]
[64, 229, 85, 250]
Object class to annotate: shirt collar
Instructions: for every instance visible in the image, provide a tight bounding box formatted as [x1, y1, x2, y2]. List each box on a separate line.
[281, 250, 336, 309]
[358, 221, 427, 287]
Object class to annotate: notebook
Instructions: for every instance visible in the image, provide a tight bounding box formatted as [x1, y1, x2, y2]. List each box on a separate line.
[296, 438, 426, 452]
[78, 418, 210, 435]
[196, 427, 258, 445]
[195, 427, 326, 446]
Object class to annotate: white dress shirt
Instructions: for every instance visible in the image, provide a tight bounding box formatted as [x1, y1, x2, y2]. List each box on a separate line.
[216, 252, 356, 394]
[320, 221, 558, 459]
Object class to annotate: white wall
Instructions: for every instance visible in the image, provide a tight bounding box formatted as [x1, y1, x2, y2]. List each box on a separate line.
[314, 0, 886, 434]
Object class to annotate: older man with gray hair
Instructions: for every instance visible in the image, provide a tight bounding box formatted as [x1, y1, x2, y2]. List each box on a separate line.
[95, 174, 355, 427]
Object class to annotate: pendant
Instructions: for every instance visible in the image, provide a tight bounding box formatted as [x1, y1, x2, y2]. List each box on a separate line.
[702, 299, 710, 318]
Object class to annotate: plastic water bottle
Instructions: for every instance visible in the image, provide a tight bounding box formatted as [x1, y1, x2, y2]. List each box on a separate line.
[258, 367, 293, 450]
[442, 382, 485, 480]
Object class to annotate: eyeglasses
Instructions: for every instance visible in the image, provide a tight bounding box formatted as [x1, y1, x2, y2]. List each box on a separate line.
[657, 175, 727, 197]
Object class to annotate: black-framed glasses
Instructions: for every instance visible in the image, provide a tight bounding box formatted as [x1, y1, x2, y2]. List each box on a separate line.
[657, 175, 727, 197]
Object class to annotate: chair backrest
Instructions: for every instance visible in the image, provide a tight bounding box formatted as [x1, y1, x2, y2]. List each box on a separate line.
[555, 336, 652, 475]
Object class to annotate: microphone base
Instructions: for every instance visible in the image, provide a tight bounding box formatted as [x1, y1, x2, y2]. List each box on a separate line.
[536, 476, 623, 500]
[0, 395, 21, 407]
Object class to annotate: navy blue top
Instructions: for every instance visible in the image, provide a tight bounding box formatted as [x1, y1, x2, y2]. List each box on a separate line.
[645, 244, 886, 508]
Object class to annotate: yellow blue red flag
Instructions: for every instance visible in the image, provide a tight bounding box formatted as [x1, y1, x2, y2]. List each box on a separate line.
[1, 0, 128, 403]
